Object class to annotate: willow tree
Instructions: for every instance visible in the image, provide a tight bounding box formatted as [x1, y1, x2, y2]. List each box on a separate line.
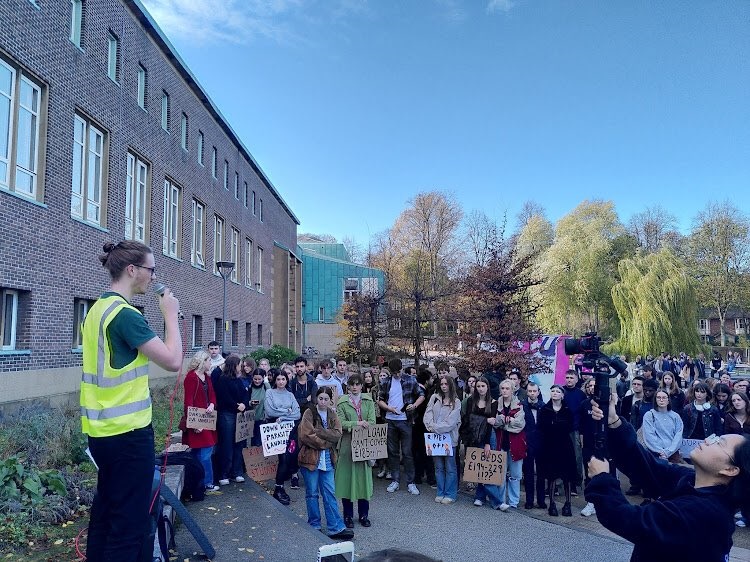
[610, 249, 702, 356]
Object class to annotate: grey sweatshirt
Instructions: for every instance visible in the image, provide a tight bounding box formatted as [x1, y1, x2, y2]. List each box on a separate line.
[264, 389, 301, 422]
[642, 409, 683, 456]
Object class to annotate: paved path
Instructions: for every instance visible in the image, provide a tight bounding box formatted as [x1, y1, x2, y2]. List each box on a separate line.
[174, 474, 750, 562]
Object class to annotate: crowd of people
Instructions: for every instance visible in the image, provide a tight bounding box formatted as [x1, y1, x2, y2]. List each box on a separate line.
[180, 343, 750, 540]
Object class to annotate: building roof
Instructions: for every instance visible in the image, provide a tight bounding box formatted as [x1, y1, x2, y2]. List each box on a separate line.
[125, 0, 300, 225]
[699, 306, 750, 320]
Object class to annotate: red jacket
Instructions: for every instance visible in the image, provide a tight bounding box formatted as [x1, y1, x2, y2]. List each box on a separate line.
[182, 370, 218, 449]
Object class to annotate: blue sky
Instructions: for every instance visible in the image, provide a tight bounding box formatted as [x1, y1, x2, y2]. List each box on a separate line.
[140, 0, 750, 245]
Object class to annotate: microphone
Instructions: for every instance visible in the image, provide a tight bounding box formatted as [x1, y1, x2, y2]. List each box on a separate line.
[153, 283, 183, 318]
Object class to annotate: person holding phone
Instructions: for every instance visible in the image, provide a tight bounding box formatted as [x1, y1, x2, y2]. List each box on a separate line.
[248, 368, 269, 446]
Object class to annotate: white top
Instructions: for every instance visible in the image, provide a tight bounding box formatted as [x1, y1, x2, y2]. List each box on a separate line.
[386, 376, 406, 421]
[315, 375, 343, 397]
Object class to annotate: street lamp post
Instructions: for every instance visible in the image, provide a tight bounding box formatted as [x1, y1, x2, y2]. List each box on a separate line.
[216, 261, 235, 352]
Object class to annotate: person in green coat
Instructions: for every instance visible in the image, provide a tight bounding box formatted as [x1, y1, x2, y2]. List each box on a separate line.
[335, 373, 377, 528]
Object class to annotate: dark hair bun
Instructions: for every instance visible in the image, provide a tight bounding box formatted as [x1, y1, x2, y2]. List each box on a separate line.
[103, 242, 116, 253]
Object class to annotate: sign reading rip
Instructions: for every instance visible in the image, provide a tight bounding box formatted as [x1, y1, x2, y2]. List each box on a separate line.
[462, 447, 506, 485]
[350, 424, 388, 462]
[186, 406, 217, 431]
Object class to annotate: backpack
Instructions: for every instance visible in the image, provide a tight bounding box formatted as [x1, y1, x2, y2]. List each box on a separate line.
[140, 468, 176, 562]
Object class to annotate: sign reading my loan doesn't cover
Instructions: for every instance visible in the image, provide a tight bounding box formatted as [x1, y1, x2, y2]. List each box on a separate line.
[350, 424, 388, 462]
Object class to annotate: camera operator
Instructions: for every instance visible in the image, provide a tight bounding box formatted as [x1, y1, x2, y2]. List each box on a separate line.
[585, 392, 750, 562]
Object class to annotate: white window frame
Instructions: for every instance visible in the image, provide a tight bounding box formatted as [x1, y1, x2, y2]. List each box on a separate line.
[344, 278, 359, 302]
[191, 199, 205, 267]
[243, 181, 248, 208]
[259, 198, 263, 222]
[73, 298, 93, 349]
[230, 227, 239, 283]
[160, 91, 169, 131]
[180, 113, 188, 150]
[1, 289, 18, 350]
[137, 65, 147, 110]
[211, 147, 217, 179]
[698, 319, 709, 334]
[70, 0, 83, 48]
[213, 215, 224, 275]
[125, 152, 148, 242]
[14, 76, 41, 198]
[0, 60, 14, 189]
[197, 131, 204, 166]
[245, 238, 253, 288]
[736, 318, 747, 333]
[252, 190, 256, 215]
[71, 114, 105, 225]
[234, 172, 239, 200]
[319, 307, 325, 322]
[223, 160, 229, 190]
[257, 246, 263, 292]
[191, 315, 202, 348]
[107, 32, 119, 82]
[162, 178, 181, 258]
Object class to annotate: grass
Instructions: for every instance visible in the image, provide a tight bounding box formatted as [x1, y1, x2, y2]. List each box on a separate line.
[0, 384, 178, 559]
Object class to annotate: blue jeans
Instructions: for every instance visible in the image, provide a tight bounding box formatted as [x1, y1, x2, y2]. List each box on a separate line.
[191, 446, 215, 488]
[300, 467, 345, 534]
[217, 411, 245, 479]
[434, 447, 458, 500]
[497, 454, 523, 507]
[474, 430, 502, 508]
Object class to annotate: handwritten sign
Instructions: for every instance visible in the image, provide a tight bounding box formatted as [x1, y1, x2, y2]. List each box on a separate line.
[186, 407, 217, 431]
[680, 438, 702, 459]
[235, 410, 254, 443]
[462, 447, 506, 485]
[350, 424, 388, 462]
[424, 433, 453, 456]
[260, 421, 295, 457]
[242, 446, 278, 482]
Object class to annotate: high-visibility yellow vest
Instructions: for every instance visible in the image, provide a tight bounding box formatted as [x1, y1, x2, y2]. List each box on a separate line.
[80, 295, 151, 437]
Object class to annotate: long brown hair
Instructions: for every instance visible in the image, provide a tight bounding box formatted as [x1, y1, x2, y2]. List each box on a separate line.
[221, 355, 241, 378]
[472, 376, 493, 415]
[436, 376, 457, 407]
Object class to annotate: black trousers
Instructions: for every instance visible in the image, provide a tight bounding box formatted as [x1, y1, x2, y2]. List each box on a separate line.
[522, 451, 546, 505]
[342, 498, 369, 518]
[86, 425, 155, 562]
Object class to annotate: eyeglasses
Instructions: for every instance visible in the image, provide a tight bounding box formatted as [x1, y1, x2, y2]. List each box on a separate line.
[705, 434, 736, 465]
[133, 264, 156, 275]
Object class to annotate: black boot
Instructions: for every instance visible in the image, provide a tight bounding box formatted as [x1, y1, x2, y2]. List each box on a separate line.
[562, 501, 572, 516]
[344, 516, 354, 529]
[273, 486, 290, 506]
[548, 501, 558, 516]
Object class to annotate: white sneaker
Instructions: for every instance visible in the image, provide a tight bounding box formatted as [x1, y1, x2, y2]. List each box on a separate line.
[386, 471, 392, 479]
[581, 502, 596, 517]
[377, 467, 387, 478]
[737, 519, 747, 528]
[441, 497, 455, 505]
[736, 511, 744, 520]
[387, 481, 400, 493]
[435, 496, 445, 503]
[407, 483, 420, 495]
[498, 503, 510, 512]
[473, 499, 483, 507]
[205, 485, 220, 492]
[234, 476, 245, 483]
[218, 479, 230, 486]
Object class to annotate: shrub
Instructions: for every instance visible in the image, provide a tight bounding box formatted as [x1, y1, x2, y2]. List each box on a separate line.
[249, 345, 298, 367]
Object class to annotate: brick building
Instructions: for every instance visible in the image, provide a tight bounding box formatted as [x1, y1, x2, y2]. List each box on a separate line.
[0, 0, 301, 410]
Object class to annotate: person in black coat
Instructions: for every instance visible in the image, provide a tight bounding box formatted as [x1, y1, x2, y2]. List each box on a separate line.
[538, 385, 577, 517]
[586, 393, 750, 562]
[521, 382, 546, 509]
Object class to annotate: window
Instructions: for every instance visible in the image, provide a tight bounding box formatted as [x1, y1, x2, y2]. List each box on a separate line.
[257, 246, 263, 292]
[393, 318, 402, 330]
[257, 324, 263, 346]
[162, 178, 181, 258]
[70, 0, 83, 48]
[197, 131, 204, 166]
[736, 318, 747, 333]
[698, 319, 709, 333]
[125, 152, 148, 242]
[160, 92, 169, 131]
[319, 307, 325, 322]
[214, 318, 222, 340]
[344, 278, 359, 301]
[231, 321, 238, 347]
[245, 238, 253, 287]
[71, 114, 105, 225]
[180, 113, 188, 150]
[243, 181, 248, 208]
[213, 215, 224, 274]
[234, 172, 239, 200]
[191, 199, 205, 267]
[1, 289, 18, 350]
[259, 198, 263, 222]
[245, 323, 252, 347]
[252, 190, 256, 214]
[107, 32, 119, 82]
[211, 147, 217, 178]
[137, 64, 147, 110]
[191, 315, 202, 348]
[223, 160, 228, 190]
[230, 228, 239, 282]
[73, 298, 95, 348]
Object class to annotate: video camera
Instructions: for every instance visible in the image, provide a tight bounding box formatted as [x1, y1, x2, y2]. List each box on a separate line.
[564, 332, 628, 459]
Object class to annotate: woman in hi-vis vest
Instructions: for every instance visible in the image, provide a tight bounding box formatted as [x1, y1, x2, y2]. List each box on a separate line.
[81, 241, 182, 562]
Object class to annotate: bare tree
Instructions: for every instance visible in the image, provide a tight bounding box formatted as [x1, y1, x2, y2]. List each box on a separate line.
[515, 200, 547, 232]
[341, 236, 364, 264]
[464, 210, 499, 268]
[627, 205, 678, 253]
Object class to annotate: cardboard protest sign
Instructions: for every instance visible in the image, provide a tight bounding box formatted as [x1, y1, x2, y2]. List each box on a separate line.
[235, 410, 254, 443]
[680, 438, 702, 460]
[242, 446, 279, 482]
[260, 421, 295, 457]
[186, 407, 217, 431]
[462, 447, 506, 485]
[350, 424, 388, 462]
[424, 433, 453, 456]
